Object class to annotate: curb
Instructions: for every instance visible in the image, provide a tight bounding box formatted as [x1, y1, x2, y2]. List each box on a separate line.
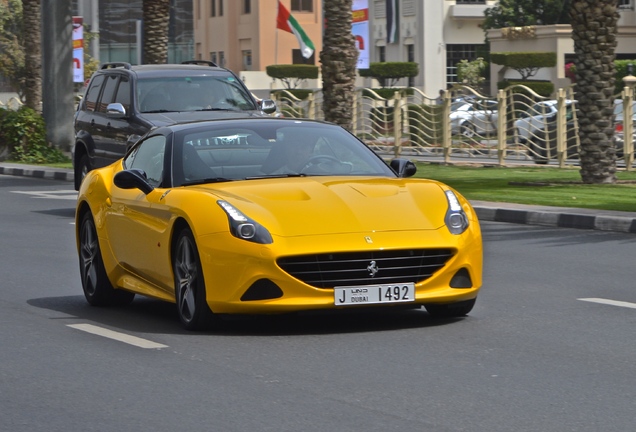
[0, 165, 74, 182]
[472, 202, 636, 234]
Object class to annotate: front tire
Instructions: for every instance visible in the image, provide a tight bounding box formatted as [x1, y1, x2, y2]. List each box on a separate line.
[424, 298, 476, 319]
[173, 228, 216, 330]
[79, 212, 135, 306]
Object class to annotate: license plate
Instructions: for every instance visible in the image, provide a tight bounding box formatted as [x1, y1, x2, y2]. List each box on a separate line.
[334, 283, 415, 306]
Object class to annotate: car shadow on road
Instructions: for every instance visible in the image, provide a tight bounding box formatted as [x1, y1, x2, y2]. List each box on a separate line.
[33, 208, 76, 218]
[27, 295, 466, 336]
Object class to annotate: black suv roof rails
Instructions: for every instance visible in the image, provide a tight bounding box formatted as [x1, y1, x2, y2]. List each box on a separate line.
[101, 62, 132, 70]
[181, 60, 219, 67]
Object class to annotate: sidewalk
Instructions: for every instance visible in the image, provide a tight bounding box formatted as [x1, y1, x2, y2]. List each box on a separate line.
[2, 162, 636, 234]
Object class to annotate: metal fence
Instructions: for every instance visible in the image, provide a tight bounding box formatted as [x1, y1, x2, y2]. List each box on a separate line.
[271, 84, 636, 170]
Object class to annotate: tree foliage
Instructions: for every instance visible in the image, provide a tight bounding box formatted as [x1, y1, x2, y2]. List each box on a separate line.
[490, 52, 557, 80]
[0, 0, 25, 100]
[358, 62, 419, 88]
[266, 64, 319, 89]
[483, 0, 571, 31]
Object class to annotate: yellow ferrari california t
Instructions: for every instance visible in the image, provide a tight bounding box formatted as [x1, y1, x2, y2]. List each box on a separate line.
[76, 118, 482, 330]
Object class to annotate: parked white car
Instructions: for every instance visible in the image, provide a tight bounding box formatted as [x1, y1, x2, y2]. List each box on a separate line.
[514, 100, 576, 143]
[449, 99, 499, 138]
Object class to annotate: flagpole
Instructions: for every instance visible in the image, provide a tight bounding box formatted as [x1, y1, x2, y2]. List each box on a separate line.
[275, 1, 279, 65]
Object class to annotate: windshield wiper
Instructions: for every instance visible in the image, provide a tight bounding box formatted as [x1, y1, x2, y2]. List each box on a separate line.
[142, 109, 172, 113]
[245, 174, 307, 180]
[181, 177, 233, 186]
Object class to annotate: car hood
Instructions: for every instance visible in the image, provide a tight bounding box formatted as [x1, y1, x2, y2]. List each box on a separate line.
[191, 177, 451, 237]
[141, 110, 266, 127]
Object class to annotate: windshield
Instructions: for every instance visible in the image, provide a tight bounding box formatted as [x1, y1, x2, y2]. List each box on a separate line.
[172, 122, 396, 186]
[137, 74, 257, 113]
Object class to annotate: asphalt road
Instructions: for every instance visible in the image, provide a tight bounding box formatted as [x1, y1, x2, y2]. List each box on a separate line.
[2, 174, 636, 432]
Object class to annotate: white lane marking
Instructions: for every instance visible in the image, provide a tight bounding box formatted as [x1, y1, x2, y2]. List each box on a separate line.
[11, 190, 78, 200]
[67, 324, 168, 349]
[578, 298, 636, 310]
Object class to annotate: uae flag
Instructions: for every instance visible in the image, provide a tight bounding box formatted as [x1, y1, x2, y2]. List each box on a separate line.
[277, 1, 315, 59]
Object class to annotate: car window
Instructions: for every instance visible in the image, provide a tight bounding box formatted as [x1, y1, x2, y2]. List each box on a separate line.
[114, 77, 131, 114]
[124, 135, 166, 187]
[137, 74, 257, 113]
[173, 123, 395, 185]
[98, 75, 119, 113]
[84, 74, 105, 112]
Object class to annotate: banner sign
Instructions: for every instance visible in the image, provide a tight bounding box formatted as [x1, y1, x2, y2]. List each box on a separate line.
[352, 0, 369, 69]
[73, 16, 84, 83]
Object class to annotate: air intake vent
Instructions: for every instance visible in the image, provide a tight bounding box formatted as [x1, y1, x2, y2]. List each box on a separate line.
[277, 249, 454, 289]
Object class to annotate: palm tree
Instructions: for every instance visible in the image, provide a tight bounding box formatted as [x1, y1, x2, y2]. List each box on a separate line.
[142, 0, 170, 64]
[569, 0, 619, 184]
[22, 0, 42, 112]
[321, 0, 358, 131]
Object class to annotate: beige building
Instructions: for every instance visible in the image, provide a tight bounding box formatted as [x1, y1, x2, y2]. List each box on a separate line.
[193, 1, 636, 97]
[193, 0, 323, 91]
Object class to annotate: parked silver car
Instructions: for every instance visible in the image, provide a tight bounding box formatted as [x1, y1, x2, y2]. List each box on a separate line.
[514, 100, 576, 143]
[449, 99, 499, 138]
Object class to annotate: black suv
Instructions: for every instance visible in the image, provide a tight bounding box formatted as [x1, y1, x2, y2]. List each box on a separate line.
[72, 61, 276, 190]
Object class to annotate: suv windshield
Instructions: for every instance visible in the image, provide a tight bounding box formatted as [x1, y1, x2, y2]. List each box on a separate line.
[137, 74, 258, 113]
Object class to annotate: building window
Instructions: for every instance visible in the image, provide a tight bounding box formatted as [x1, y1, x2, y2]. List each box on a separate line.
[378, 46, 385, 63]
[219, 0, 223, 16]
[211, 0, 215, 17]
[455, 0, 486, 4]
[219, 51, 225, 67]
[242, 50, 252, 70]
[406, 44, 414, 87]
[292, 49, 315, 65]
[618, 0, 632, 9]
[243, 0, 251, 14]
[291, 0, 313, 12]
[446, 44, 485, 86]
[211, 52, 217, 64]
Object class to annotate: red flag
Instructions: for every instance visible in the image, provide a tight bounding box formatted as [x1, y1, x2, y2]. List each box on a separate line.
[277, 1, 293, 33]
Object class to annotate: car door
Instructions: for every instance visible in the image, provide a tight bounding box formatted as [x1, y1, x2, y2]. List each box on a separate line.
[528, 102, 556, 137]
[105, 134, 174, 294]
[75, 74, 106, 163]
[97, 74, 134, 166]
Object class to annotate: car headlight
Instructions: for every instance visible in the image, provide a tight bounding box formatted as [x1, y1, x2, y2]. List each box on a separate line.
[217, 200, 273, 244]
[444, 190, 469, 235]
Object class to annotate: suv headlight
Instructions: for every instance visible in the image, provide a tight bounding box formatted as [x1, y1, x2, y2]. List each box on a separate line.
[444, 190, 469, 235]
[218, 200, 273, 244]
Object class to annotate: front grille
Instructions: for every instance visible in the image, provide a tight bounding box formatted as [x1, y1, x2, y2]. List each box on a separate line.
[277, 249, 454, 289]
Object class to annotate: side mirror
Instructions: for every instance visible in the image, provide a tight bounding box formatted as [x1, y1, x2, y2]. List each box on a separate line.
[106, 102, 126, 118]
[114, 169, 154, 195]
[390, 159, 417, 178]
[260, 98, 277, 114]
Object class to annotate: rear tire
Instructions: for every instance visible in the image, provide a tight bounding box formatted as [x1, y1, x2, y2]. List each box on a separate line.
[424, 298, 476, 319]
[76, 154, 91, 190]
[460, 123, 475, 138]
[173, 227, 217, 330]
[78, 212, 135, 306]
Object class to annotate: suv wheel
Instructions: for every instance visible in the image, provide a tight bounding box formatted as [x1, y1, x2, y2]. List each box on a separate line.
[77, 154, 91, 188]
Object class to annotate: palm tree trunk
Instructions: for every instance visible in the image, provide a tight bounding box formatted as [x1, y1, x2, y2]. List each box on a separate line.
[321, 0, 358, 131]
[569, 0, 618, 184]
[142, 0, 170, 64]
[22, 0, 42, 113]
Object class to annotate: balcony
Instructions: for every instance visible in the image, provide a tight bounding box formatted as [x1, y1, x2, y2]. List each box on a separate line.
[450, 1, 489, 20]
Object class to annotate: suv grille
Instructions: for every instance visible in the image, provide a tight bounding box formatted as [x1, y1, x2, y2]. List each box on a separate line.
[277, 249, 454, 288]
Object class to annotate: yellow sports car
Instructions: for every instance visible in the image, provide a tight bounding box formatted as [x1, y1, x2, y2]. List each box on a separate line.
[76, 118, 482, 330]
